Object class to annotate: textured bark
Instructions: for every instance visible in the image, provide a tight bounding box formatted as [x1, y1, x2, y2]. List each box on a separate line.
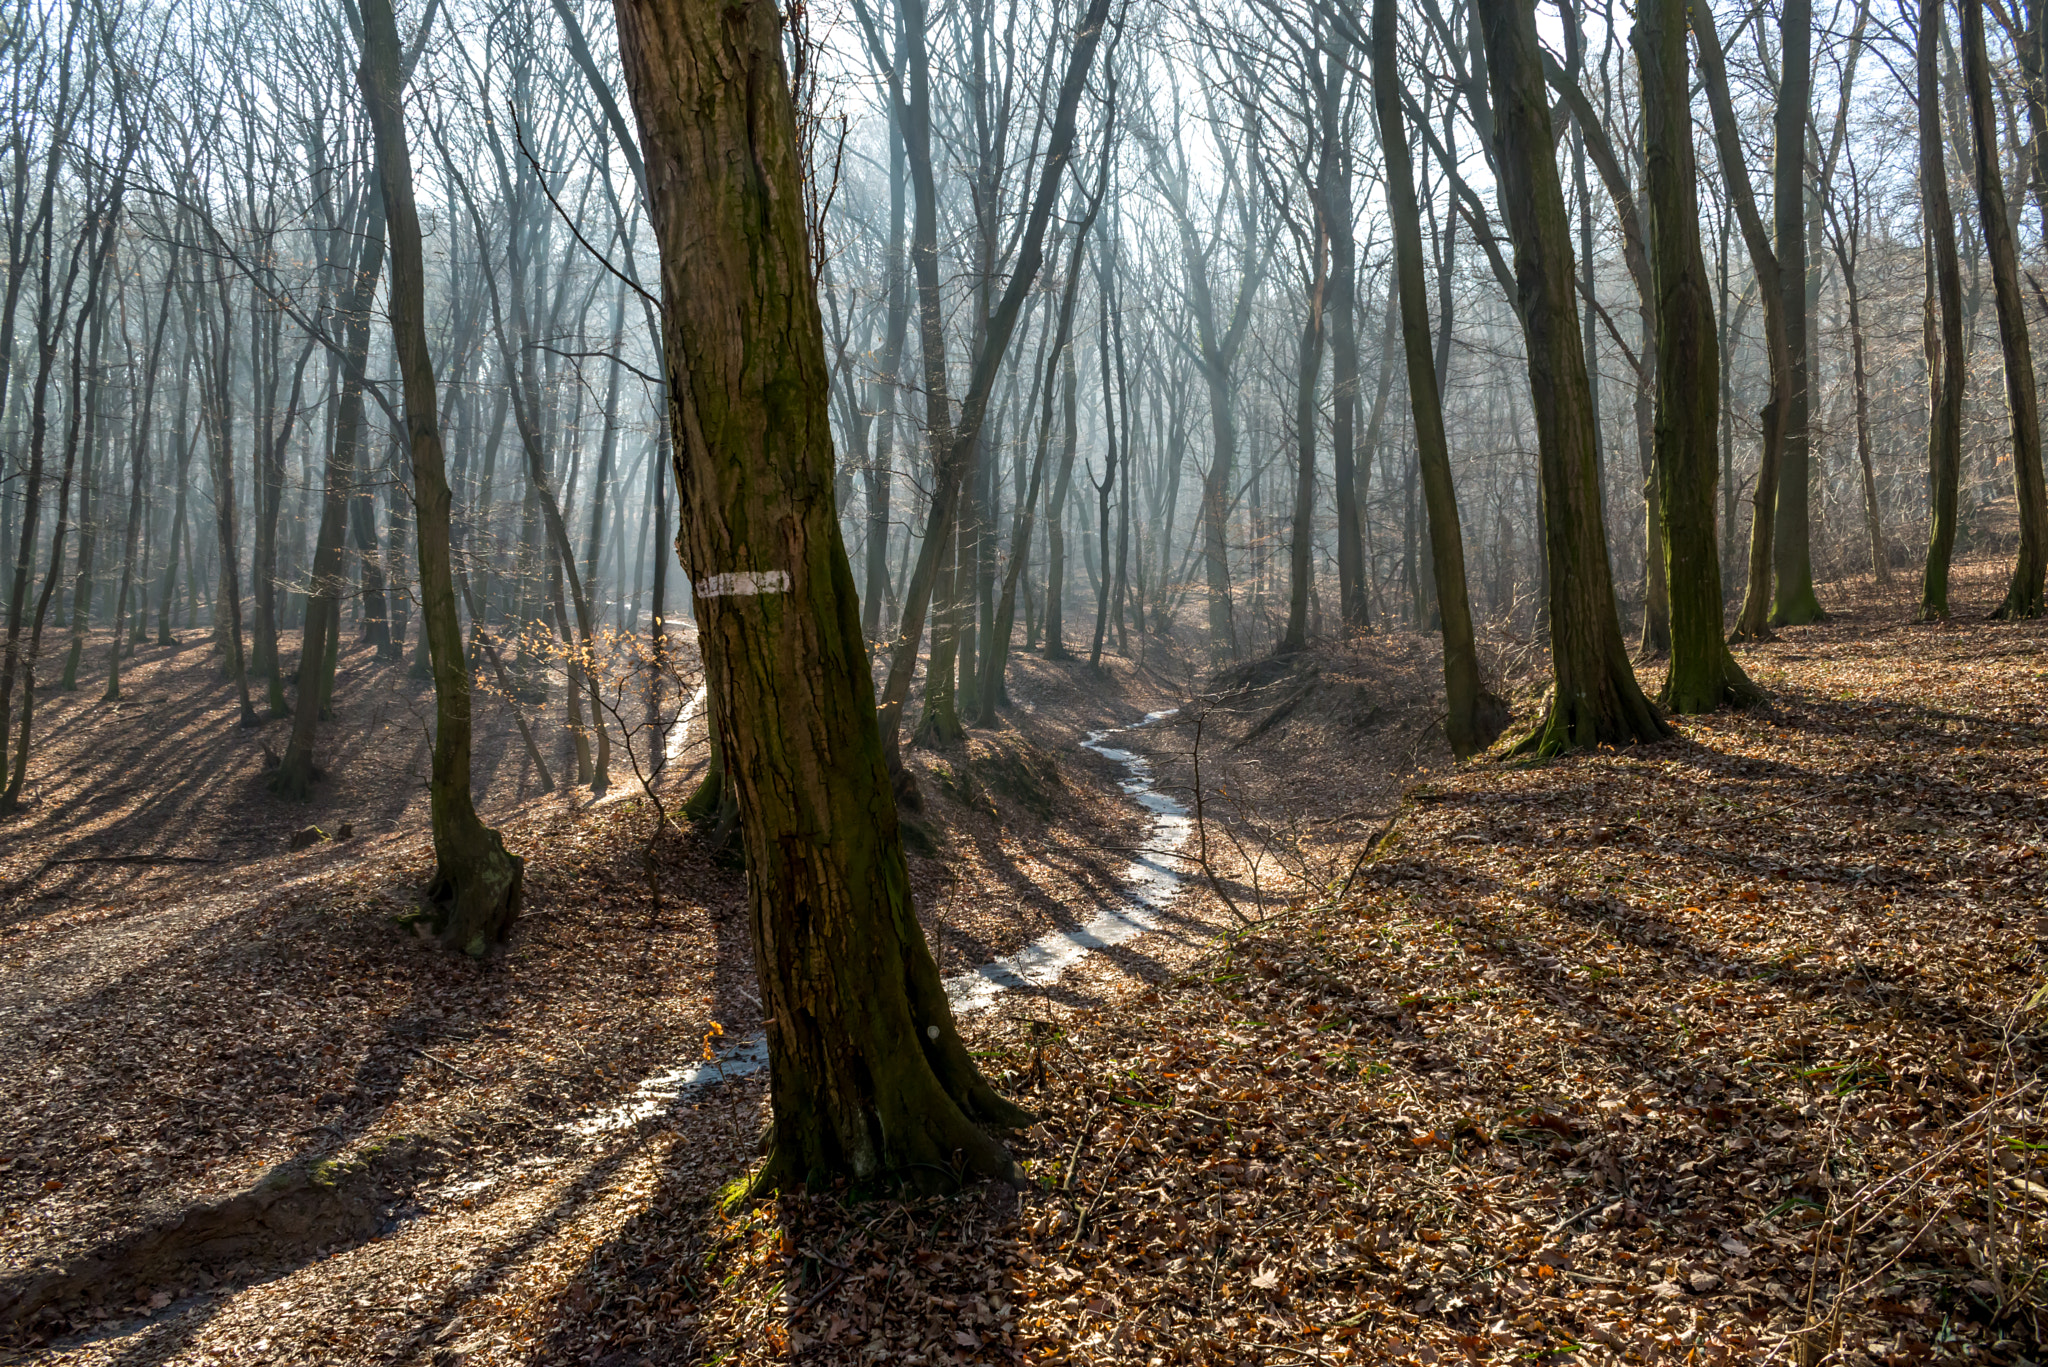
[1372, 0, 1498, 757]
[1920, 0, 1966, 622]
[1475, 0, 1669, 758]
[1964, 0, 2048, 620]
[1636, 0, 1760, 714]
[613, 0, 1030, 1191]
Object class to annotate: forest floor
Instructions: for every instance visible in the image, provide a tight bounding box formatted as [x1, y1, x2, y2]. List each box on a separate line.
[2, 557, 2046, 1366]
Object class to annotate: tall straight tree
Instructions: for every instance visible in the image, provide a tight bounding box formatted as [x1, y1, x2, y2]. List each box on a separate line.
[357, 0, 524, 951]
[1635, 0, 1759, 713]
[1370, 0, 1496, 757]
[612, 0, 1033, 1188]
[1693, 6, 1790, 640]
[1770, 0, 1822, 626]
[1473, 0, 1669, 756]
[1919, 0, 1965, 620]
[1963, 0, 2048, 619]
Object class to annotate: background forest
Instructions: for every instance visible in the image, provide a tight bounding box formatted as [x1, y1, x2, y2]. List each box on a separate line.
[0, 0, 2028, 788]
[6, 0, 2048, 1362]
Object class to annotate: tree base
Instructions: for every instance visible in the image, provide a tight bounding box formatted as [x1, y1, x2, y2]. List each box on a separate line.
[913, 702, 964, 749]
[268, 755, 326, 801]
[734, 1074, 1033, 1203]
[1506, 686, 1673, 761]
[1658, 661, 1766, 716]
[1990, 589, 2045, 621]
[420, 833, 524, 956]
[1769, 589, 1826, 627]
[888, 754, 925, 812]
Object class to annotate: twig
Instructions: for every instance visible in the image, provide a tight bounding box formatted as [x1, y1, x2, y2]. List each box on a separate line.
[1070, 1130, 1134, 1244]
[1336, 814, 1401, 902]
[47, 854, 220, 867]
[406, 1046, 484, 1083]
[1060, 1106, 1099, 1192]
[1190, 711, 1253, 927]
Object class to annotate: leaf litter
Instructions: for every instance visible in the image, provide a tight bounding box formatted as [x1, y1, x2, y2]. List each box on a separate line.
[5, 571, 2048, 1366]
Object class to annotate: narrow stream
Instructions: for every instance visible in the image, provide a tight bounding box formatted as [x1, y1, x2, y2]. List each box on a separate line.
[573, 709, 1190, 1135]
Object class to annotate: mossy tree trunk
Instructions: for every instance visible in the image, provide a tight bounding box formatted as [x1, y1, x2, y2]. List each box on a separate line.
[1372, 0, 1498, 758]
[614, 0, 1033, 1191]
[1963, 0, 2048, 620]
[1919, 0, 1966, 621]
[1637, 0, 1761, 714]
[358, 0, 523, 953]
[1475, 0, 1670, 758]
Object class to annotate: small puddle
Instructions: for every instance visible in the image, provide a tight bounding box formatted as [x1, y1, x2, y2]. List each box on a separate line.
[573, 709, 1190, 1134]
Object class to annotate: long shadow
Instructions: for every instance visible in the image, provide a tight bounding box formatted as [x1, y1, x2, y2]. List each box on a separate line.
[3, 953, 515, 1355]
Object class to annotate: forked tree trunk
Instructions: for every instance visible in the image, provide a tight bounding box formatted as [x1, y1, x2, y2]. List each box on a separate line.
[1964, 0, 2048, 620]
[1321, 31, 1366, 634]
[1475, 0, 1669, 757]
[359, 0, 524, 950]
[613, 0, 1031, 1192]
[1280, 223, 1325, 659]
[868, 0, 1111, 774]
[1920, 0, 1966, 621]
[1637, 0, 1761, 714]
[1372, 0, 1498, 757]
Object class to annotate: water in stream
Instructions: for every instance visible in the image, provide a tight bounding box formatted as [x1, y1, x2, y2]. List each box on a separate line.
[573, 710, 1190, 1135]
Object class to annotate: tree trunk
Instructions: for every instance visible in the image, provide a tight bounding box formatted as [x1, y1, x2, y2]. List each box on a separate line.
[1280, 222, 1325, 659]
[359, 0, 524, 951]
[1372, 0, 1499, 756]
[1637, 0, 1761, 714]
[1693, 8, 1791, 641]
[58, 271, 110, 692]
[1837, 252, 1888, 584]
[1475, 0, 1670, 757]
[273, 196, 385, 799]
[1769, 0, 1822, 626]
[1042, 348, 1079, 657]
[1964, 0, 2048, 619]
[866, 0, 1110, 773]
[613, 0, 1031, 1191]
[1322, 31, 1366, 634]
[105, 241, 178, 702]
[979, 170, 1108, 722]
